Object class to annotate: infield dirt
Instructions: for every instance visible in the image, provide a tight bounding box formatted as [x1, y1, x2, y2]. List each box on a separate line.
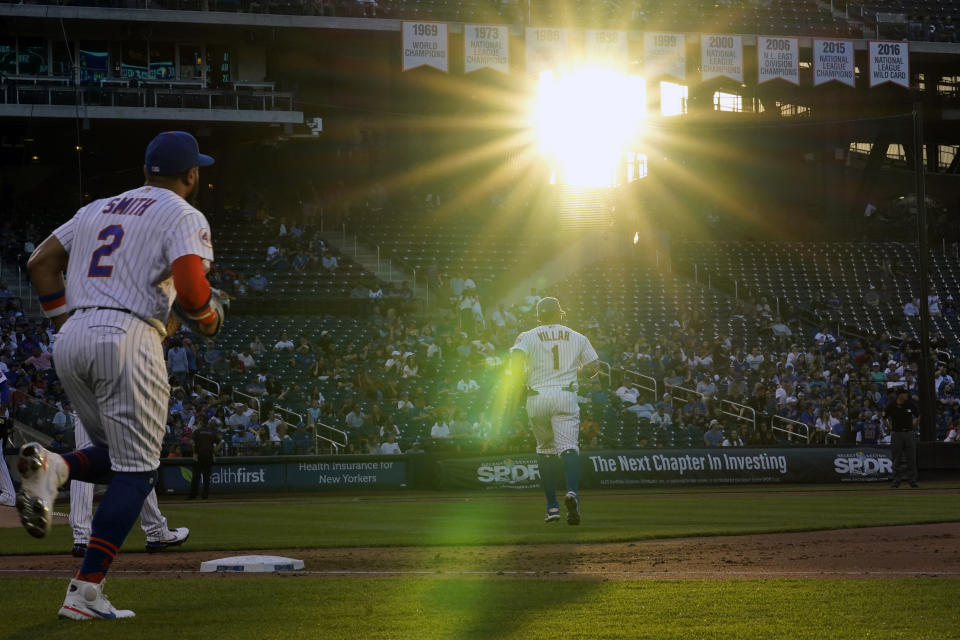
[0, 507, 956, 580]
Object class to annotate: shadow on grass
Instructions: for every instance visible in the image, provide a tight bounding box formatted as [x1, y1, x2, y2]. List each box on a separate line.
[413, 494, 602, 638]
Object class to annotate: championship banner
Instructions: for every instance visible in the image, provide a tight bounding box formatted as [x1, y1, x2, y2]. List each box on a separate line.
[584, 29, 629, 69]
[757, 36, 799, 85]
[813, 39, 856, 87]
[525, 27, 570, 75]
[643, 32, 686, 81]
[436, 448, 893, 490]
[869, 40, 909, 88]
[464, 24, 509, 74]
[402, 21, 449, 72]
[701, 34, 743, 82]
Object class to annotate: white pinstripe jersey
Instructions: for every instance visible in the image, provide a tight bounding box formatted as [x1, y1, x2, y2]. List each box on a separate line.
[53, 185, 214, 325]
[511, 323, 599, 390]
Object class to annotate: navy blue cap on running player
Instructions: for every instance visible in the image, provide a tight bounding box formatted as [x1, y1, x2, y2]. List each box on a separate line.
[145, 131, 215, 175]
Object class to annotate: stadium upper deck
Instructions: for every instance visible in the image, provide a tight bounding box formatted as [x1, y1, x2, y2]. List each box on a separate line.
[0, 0, 943, 42]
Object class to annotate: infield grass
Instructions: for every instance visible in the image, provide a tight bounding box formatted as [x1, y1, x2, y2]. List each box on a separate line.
[1, 484, 958, 554]
[1, 576, 954, 640]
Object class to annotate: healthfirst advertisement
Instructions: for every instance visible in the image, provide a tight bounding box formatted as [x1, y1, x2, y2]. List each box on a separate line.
[160, 457, 408, 493]
[437, 448, 894, 490]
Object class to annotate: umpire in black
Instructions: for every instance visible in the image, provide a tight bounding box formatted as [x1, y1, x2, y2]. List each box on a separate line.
[883, 389, 919, 488]
[189, 421, 219, 499]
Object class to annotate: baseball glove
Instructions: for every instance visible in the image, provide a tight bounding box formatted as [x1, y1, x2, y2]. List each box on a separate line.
[171, 288, 229, 338]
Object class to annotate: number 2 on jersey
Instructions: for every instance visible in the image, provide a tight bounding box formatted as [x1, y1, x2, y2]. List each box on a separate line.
[87, 225, 124, 277]
[551, 344, 560, 370]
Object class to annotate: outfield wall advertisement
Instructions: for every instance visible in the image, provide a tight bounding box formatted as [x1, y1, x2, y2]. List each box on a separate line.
[437, 448, 894, 490]
[160, 458, 408, 493]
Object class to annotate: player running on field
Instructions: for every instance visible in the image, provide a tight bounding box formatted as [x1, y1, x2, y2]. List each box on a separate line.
[20, 131, 224, 620]
[69, 413, 190, 558]
[509, 297, 600, 525]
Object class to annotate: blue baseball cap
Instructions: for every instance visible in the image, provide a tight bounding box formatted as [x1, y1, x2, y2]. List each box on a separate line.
[145, 131, 214, 175]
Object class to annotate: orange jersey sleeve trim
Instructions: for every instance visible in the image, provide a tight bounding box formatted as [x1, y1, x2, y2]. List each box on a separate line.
[171, 255, 217, 325]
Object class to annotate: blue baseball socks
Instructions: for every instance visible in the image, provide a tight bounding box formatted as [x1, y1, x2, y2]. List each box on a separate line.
[538, 453, 560, 510]
[76, 471, 157, 583]
[560, 449, 580, 495]
[61, 446, 112, 483]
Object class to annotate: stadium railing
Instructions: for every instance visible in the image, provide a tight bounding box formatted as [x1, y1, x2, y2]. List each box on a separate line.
[771, 415, 812, 443]
[231, 388, 262, 422]
[194, 373, 221, 398]
[314, 420, 347, 454]
[664, 382, 757, 435]
[618, 367, 658, 403]
[717, 399, 757, 434]
[9, 392, 75, 447]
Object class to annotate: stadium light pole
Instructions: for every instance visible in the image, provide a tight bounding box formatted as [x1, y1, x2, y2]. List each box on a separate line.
[912, 101, 936, 442]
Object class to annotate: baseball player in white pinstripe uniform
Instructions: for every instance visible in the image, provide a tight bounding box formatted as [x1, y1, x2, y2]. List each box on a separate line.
[18, 131, 223, 620]
[0, 373, 15, 506]
[69, 413, 189, 557]
[510, 297, 599, 525]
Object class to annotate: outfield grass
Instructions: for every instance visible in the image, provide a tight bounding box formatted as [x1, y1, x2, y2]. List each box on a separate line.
[1, 577, 954, 640]
[2, 485, 958, 554]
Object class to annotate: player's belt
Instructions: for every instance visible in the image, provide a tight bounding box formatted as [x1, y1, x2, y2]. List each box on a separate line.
[80, 306, 133, 314]
[527, 384, 577, 395]
[77, 307, 168, 337]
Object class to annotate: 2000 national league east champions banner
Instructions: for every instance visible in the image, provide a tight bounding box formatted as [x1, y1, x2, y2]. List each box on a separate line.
[701, 34, 743, 82]
[813, 39, 856, 87]
[464, 24, 509, 74]
[402, 21, 449, 72]
[757, 36, 799, 84]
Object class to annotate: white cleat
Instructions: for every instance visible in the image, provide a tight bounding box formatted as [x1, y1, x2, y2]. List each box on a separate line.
[15, 442, 69, 538]
[145, 526, 190, 553]
[0, 493, 17, 507]
[564, 491, 581, 526]
[58, 579, 135, 620]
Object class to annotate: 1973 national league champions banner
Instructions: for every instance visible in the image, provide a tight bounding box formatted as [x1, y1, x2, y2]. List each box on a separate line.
[464, 24, 509, 74]
[757, 36, 799, 84]
[701, 34, 743, 82]
[402, 21, 449, 72]
[813, 39, 856, 87]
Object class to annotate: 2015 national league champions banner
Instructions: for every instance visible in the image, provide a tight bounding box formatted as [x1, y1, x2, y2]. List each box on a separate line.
[437, 447, 895, 490]
[813, 39, 856, 87]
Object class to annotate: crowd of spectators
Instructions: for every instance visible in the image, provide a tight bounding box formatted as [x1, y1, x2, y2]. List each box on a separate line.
[4, 202, 960, 459]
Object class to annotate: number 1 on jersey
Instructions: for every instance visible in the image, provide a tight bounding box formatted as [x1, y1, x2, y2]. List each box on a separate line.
[88, 224, 124, 278]
[551, 344, 560, 370]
